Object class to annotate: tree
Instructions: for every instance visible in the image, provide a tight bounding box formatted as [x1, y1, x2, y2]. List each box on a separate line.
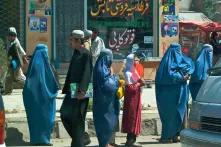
[191, 0, 216, 20]
[202, 0, 216, 20]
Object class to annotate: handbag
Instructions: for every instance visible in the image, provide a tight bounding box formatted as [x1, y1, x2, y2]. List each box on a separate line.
[116, 79, 125, 99]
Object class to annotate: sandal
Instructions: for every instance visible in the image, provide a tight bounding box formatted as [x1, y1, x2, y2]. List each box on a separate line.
[173, 136, 180, 143]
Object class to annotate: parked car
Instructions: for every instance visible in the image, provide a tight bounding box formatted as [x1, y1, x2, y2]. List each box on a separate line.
[0, 95, 5, 147]
[180, 59, 221, 147]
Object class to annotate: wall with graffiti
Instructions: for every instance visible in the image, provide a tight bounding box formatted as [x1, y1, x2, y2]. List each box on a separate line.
[159, 0, 179, 56]
[88, 0, 153, 60]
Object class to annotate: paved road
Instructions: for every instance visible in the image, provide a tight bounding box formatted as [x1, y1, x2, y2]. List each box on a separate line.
[6, 136, 180, 147]
[51, 136, 181, 147]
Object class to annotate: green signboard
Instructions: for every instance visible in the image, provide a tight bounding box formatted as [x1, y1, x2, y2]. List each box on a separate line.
[88, 0, 153, 60]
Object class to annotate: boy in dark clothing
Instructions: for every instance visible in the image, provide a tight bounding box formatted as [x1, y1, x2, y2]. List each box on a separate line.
[5, 27, 26, 94]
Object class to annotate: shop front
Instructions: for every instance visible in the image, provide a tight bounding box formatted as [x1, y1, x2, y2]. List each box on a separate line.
[87, 0, 180, 81]
[179, 12, 221, 59]
[23, 0, 181, 80]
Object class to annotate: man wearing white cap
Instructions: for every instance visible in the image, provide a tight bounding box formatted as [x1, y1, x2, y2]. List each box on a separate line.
[5, 27, 27, 94]
[91, 28, 105, 66]
[60, 30, 93, 147]
[84, 29, 93, 51]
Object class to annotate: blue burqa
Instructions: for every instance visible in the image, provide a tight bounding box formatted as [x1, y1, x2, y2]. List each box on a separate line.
[189, 44, 213, 100]
[155, 43, 194, 140]
[93, 48, 119, 147]
[23, 44, 59, 144]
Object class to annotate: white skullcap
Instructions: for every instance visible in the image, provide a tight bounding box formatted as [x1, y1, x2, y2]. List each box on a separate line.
[8, 27, 17, 35]
[84, 30, 93, 37]
[71, 30, 84, 39]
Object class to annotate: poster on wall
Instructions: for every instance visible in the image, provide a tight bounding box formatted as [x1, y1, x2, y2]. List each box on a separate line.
[40, 17, 47, 32]
[29, 0, 36, 14]
[161, 0, 175, 15]
[29, 0, 51, 15]
[29, 16, 40, 32]
[45, 5, 52, 15]
[26, 0, 52, 57]
[159, 0, 179, 56]
[163, 15, 178, 22]
[161, 23, 178, 37]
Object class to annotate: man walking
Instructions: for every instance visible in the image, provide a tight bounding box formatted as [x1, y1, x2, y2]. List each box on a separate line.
[84, 29, 93, 51]
[60, 30, 93, 147]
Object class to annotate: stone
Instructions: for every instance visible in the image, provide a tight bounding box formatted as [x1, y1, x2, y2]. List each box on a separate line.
[154, 118, 162, 136]
[141, 119, 156, 136]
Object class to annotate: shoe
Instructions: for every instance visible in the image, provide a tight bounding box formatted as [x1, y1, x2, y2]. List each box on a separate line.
[125, 137, 136, 146]
[109, 143, 119, 147]
[84, 132, 91, 145]
[125, 143, 142, 147]
[125, 140, 135, 146]
[172, 136, 180, 143]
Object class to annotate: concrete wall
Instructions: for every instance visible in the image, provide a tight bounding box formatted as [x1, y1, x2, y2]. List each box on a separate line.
[180, 0, 192, 11]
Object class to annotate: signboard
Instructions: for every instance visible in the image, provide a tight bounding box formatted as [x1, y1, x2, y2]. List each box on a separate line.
[88, 0, 153, 60]
[90, 0, 150, 17]
[159, 0, 179, 57]
[26, 0, 52, 57]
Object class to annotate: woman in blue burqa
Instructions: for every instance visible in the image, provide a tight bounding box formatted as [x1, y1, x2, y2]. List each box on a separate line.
[93, 48, 119, 147]
[23, 44, 59, 146]
[155, 43, 194, 143]
[189, 44, 213, 100]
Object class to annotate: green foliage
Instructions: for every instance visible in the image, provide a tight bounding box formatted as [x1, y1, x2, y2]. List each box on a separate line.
[202, 0, 216, 20]
[0, 38, 8, 87]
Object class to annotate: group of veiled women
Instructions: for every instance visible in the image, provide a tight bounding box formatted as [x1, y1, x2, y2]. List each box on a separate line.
[22, 43, 144, 147]
[22, 40, 213, 147]
[93, 49, 145, 147]
[156, 43, 213, 143]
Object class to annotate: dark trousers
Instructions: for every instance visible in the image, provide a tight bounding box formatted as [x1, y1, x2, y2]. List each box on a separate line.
[126, 133, 136, 146]
[60, 94, 89, 147]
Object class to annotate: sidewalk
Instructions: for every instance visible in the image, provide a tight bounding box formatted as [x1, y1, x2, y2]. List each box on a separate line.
[3, 87, 162, 143]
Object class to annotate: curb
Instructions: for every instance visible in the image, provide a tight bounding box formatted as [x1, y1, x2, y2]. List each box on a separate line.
[5, 111, 161, 142]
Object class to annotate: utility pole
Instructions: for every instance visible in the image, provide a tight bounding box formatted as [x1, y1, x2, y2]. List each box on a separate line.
[84, 0, 87, 29]
[153, 0, 159, 57]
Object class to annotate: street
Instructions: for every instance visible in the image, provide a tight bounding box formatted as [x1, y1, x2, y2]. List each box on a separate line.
[51, 136, 181, 147]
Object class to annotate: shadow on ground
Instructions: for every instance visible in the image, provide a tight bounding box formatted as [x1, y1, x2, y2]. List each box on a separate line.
[5, 127, 30, 146]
